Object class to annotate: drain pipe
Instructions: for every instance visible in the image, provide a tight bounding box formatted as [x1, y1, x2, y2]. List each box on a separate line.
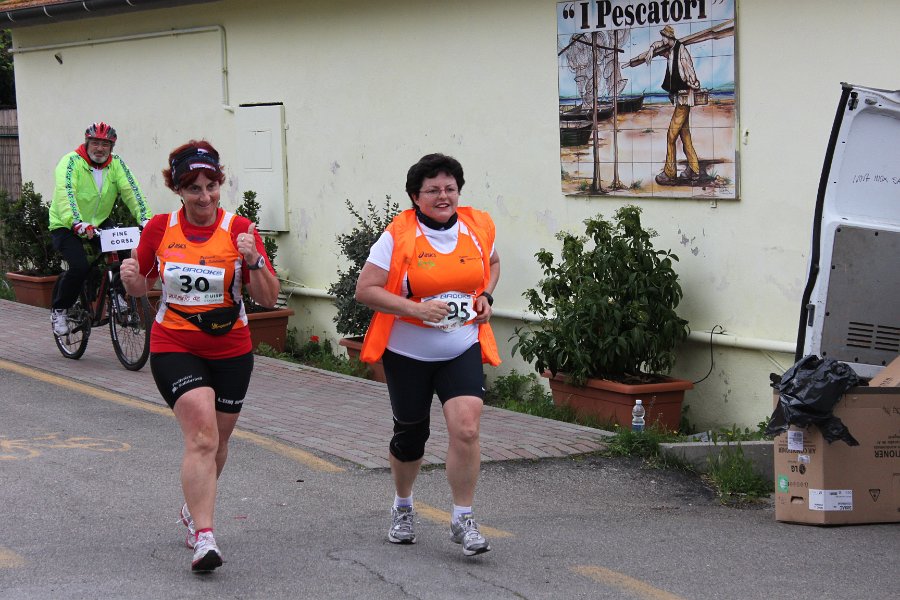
[281, 284, 796, 354]
[10, 25, 232, 111]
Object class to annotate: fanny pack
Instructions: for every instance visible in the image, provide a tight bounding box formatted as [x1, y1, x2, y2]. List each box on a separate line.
[165, 302, 242, 336]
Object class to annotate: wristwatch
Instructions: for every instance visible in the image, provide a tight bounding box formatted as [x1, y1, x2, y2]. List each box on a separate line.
[247, 255, 265, 271]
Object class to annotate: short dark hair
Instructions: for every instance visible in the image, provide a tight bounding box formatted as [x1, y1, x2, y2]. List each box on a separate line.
[405, 153, 465, 203]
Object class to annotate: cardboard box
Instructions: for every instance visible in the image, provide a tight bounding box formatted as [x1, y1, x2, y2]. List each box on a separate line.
[868, 355, 900, 388]
[773, 389, 900, 525]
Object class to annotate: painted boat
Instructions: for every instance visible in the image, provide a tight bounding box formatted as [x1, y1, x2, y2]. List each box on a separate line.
[560, 120, 593, 147]
[559, 94, 643, 122]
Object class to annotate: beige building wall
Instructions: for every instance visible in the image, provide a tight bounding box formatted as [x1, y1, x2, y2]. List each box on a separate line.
[10, 0, 899, 429]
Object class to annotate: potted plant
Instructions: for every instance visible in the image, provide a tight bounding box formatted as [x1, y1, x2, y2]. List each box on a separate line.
[0, 182, 64, 307]
[511, 205, 692, 430]
[234, 190, 294, 352]
[328, 196, 400, 382]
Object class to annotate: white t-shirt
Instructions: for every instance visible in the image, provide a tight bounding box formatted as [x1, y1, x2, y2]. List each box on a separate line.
[366, 220, 494, 361]
[92, 168, 104, 195]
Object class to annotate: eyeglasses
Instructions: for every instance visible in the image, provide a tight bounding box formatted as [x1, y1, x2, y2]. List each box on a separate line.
[88, 140, 113, 149]
[418, 186, 459, 199]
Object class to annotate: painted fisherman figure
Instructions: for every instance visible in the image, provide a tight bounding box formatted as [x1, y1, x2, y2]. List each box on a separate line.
[632, 25, 703, 185]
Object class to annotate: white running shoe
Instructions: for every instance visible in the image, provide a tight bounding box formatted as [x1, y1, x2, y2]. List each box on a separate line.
[191, 531, 223, 573]
[388, 505, 416, 544]
[180, 503, 196, 549]
[51, 309, 69, 336]
[450, 512, 491, 556]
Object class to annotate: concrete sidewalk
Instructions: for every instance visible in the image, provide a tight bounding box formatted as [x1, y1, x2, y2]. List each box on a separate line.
[0, 299, 609, 469]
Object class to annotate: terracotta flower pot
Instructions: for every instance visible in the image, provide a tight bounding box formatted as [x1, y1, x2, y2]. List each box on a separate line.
[247, 307, 295, 352]
[338, 336, 387, 383]
[6, 272, 59, 309]
[543, 371, 693, 431]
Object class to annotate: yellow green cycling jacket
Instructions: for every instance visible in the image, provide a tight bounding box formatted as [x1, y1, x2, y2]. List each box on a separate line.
[49, 148, 152, 231]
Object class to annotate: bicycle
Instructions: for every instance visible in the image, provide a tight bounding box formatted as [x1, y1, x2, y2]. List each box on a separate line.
[52, 226, 152, 371]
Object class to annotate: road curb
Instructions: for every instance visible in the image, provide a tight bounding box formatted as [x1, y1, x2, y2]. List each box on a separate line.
[659, 440, 774, 481]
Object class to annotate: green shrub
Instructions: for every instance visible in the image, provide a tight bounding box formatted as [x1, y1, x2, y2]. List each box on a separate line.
[107, 199, 140, 227]
[256, 328, 368, 378]
[704, 443, 773, 504]
[235, 190, 280, 310]
[0, 273, 13, 300]
[0, 182, 64, 275]
[485, 370, 608, 426]
[512, 205, 689, 387]
[604, 424, 683, 461]
[328, 197, 401, 338]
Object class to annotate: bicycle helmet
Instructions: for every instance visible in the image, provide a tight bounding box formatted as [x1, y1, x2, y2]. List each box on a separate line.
[84, 122, 117, 144]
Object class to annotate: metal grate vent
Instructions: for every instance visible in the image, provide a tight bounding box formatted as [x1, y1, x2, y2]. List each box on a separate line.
[845, 322, 900, 352]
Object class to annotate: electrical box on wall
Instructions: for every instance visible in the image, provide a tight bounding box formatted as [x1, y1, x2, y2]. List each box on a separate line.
[235, 103, 288, 232]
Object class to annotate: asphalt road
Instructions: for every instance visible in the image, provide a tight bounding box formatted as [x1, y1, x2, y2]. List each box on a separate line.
[1, 365, 897, 599]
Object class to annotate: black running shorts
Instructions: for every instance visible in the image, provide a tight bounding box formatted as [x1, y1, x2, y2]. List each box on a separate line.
[150, 351, 254, 413]
[382, 343, 485, 423]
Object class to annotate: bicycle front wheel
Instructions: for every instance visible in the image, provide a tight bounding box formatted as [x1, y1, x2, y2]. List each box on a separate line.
[52, 275, 91, 360]
[108, 289, 152, 371]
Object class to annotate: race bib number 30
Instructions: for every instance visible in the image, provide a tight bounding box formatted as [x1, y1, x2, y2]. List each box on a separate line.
[422, 291, 476, 332]
[164, 262, 227, 306]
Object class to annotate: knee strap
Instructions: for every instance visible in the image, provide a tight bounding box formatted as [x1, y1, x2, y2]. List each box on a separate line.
[389, 417, 430, 462]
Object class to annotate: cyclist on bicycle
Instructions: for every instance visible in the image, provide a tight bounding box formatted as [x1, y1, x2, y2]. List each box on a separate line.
[49, 121, 153, 336]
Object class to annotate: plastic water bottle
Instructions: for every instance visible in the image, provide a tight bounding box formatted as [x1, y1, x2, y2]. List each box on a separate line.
[631, 399, 645, 432]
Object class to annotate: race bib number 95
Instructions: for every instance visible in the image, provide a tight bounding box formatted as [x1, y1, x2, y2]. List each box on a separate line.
[164, 262, 226, 306]
[422, 291, 476, 332]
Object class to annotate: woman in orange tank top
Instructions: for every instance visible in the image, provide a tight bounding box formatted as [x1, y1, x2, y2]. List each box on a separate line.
[356, 153, 500, 556]
[120, 140, 279, 573]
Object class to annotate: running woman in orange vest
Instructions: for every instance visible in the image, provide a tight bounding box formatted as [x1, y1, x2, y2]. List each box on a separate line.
[356, 153, 501, 556]
[119, 140, 279, 573]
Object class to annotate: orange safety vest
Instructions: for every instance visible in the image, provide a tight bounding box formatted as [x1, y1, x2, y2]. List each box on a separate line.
[155, 210, 248, 332]
[360, 207, 501, 366]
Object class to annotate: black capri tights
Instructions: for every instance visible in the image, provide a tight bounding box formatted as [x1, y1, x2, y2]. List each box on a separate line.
[382, 343, 484, 462]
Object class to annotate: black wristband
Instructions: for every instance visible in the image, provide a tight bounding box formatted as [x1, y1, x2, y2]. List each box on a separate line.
[247, 255, 265, 271]
[479, 291, 494, 306]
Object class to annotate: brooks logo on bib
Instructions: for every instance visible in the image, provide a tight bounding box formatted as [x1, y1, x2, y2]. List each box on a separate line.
[164, 262, 226, 306]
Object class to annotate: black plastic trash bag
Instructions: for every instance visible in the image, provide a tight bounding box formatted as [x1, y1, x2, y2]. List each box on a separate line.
[765, 354, 861, 445]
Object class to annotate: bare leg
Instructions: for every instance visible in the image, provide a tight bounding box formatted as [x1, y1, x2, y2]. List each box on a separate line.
[390, 454, 423, 498]
[442, 395, 483, 506]
[214, 411, 240, 478]
[173, 387, 219, 531]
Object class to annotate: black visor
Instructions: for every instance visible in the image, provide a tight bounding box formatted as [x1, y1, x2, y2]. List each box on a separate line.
[171, 147, 221, 187]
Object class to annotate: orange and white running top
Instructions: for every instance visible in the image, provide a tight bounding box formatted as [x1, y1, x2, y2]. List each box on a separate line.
[398, 223, 484, 332]
[155, 209, 248, 332]
[362, 209, 499, 363]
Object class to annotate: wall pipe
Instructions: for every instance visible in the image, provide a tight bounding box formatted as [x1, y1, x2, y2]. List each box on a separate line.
[281, 284, 796, 354]
[9, 25, 232, 111]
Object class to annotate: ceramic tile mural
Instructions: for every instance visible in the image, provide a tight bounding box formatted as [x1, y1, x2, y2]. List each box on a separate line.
[558, 0, 737, 198]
